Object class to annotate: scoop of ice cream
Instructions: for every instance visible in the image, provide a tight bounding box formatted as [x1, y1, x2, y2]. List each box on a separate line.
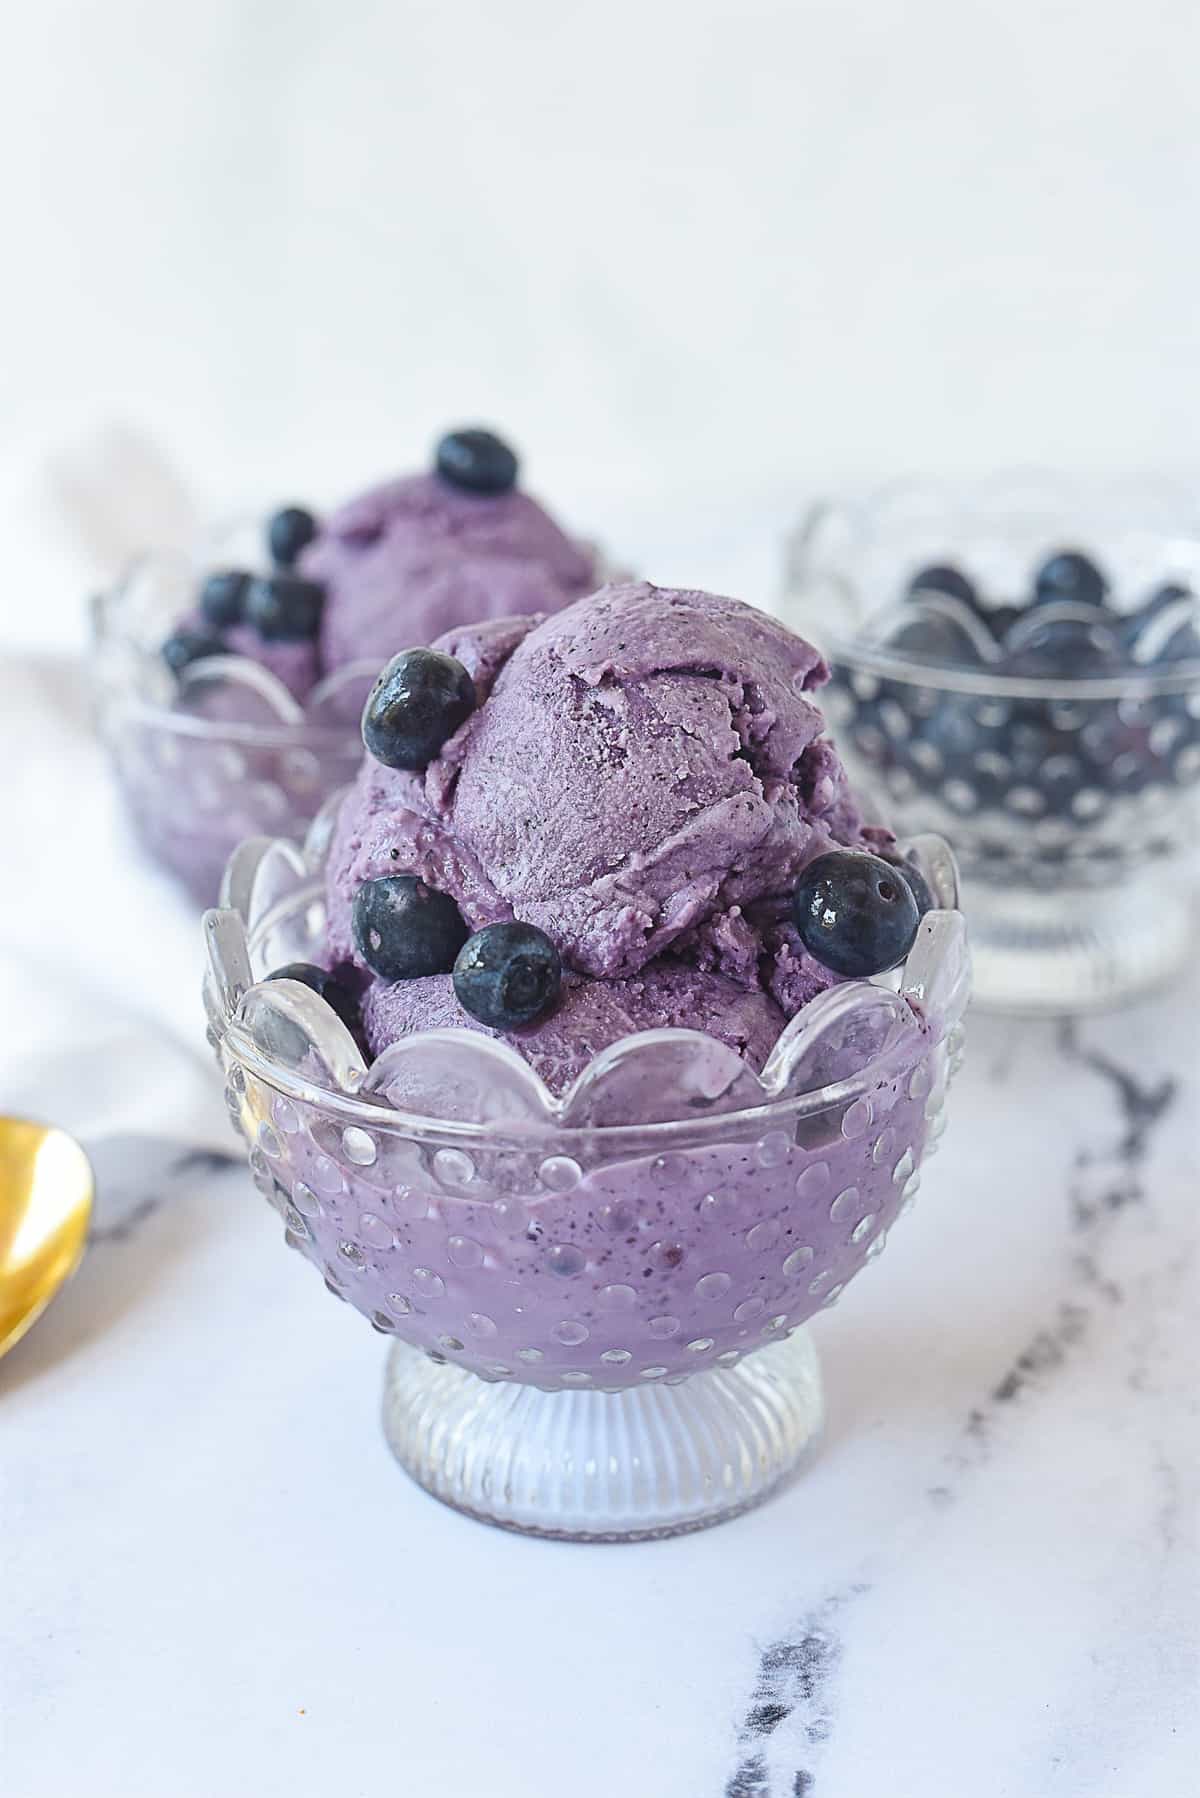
[327, 583, 886, 1010]
[302, 471, 595, 678]
[165, 448, 594, 711]
[324, 584, 894, 1084]
[361, 960, 787, 1094]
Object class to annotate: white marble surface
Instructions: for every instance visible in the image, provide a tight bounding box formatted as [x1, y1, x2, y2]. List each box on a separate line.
[2, 659, 1198, 1798]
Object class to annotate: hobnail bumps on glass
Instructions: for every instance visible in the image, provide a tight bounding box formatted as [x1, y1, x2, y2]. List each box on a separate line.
[823, 672, 1200, 889]
[230, 1071, 942, 1391]
[93, 554, 370, 903]
[786, 481, 1200, 897]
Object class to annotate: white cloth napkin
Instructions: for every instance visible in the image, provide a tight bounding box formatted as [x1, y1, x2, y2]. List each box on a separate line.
[0, 650, 229, 1155]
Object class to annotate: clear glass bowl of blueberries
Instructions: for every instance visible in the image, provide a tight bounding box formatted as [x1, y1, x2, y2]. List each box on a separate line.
[783, 476, 1200, 1011]
[92, 505, 374, 907]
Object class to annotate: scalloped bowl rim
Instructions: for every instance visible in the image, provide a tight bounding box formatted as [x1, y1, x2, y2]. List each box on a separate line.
[92, 567, 375, 748]
[810, 630, 1200, 701]
[206, 845, 968, 1150]
[787, 483, 1200, 695]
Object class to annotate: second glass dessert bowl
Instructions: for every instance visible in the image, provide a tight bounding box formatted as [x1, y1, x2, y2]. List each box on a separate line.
[783, 477, 1200, 1012]
[205, 829, 967, 1542]
[93, 547, 373, 906]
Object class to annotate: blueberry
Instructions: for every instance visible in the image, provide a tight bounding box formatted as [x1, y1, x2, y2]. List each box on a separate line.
[792, 850, 922, 978]
[883, 611, 983, 667]
[452, 921, 562, 1028]
[435, 427, 519, 496]
[362, 648, 476, 770]
[352, 876, 468, 980]
[161, 628, 226, 676]
[1157, 620, 1200, 664]
[268, 506, 319, 568]
[905, 564, 977, 608]
[1033, 550, 1108, 609]
[199, 568, 251, 629]
[1123, 584, 1200, 664]
[244, 572, 325, 640]
[1004, 609, 1121, 678]
[982, 604, 1022, 649]
[886, 854, 935, 916]
[266, 962, 360, 1035]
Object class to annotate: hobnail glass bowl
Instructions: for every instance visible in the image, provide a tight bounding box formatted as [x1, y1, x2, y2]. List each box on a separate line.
[203, 827, 968, 1541]
[92, 547, 375, 906]
[782, 476, 1200, 1012]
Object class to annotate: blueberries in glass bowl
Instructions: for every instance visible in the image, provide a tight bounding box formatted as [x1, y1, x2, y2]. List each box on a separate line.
[832, 549, 1200, 887]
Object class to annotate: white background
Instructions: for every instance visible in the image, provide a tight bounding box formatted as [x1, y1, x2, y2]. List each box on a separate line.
[3, 0, 1200, 643]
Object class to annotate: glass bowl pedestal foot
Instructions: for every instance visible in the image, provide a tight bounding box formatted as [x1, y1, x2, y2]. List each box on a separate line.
[381, 1328, 823, 1541]
[965, 869, 1196, 1013]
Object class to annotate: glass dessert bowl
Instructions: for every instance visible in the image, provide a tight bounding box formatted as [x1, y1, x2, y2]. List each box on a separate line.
[92, 428, 600, 906]
[783, 476, 1200, 1012]
[204, 828, 967, 1541]
[93, 547, 372, 906]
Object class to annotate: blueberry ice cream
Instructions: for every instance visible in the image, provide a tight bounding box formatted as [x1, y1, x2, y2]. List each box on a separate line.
[240, 583, 952, 1393]
[322, 581, 915, 1087]
[161, 428, 596, 708]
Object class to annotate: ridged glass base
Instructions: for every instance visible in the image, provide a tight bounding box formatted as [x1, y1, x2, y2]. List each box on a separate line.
[381, 1331, 823, 1541]
[967, 875, 1196, 1014]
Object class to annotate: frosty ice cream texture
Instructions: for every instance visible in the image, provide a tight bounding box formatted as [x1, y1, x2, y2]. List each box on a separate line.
[326, 581, 895, 1085]
[302, 470, 595, 681]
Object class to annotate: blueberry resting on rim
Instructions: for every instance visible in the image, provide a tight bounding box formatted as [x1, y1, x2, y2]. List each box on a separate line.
[352, 876, 469, 980]
[199, 568, 251, 629]
[792, 850, 922, 978]
[362, 648, 476, 770]
[453, 921, 562, 1029]
[435, 427, 519, 496]
[905, 564, 978, 608]
[161, 628, 226, 676]
[244, 572, 326, 641]
[266, 962, 360, 1035]
[1033, 550, 1107, 610]
[267, 505, 319, 569]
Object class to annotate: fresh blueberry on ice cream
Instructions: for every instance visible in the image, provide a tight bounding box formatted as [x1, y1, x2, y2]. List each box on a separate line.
[434, 427, 520, 496]
[361, 648, 477, 770]
[265, 962, 361, 1037]
[160, 627, 226, 676]
[792, 849, 922, 977]
[452, 921, 563, 1028]
[352, 875, 469, 980]
[199, 569, 251, 630]
[302, 428, 595, 676]
[267, 505, 319, 569]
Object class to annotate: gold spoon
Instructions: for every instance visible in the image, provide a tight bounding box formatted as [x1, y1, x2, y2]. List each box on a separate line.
[0, 1117, 94, 1359]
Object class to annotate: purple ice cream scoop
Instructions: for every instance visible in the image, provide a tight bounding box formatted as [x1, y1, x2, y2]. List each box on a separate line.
[326, 581, 893, 1066]
[167, 437, 595, 712]
[302, 471, 595, 679]
[361, 962, 788, 1095]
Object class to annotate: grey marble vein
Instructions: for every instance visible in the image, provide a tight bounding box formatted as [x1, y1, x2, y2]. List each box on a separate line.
[725, 1588, 867, 1796]
[947, 1018, 1180, 1466]
[85, 1133, 242, 1247]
